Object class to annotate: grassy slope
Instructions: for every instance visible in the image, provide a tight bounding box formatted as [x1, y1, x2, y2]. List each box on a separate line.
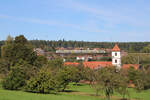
[0, 90, 101, 100]
[128, 88, 150, 100]
[0, 83, 150, 100]
[0, 83, 103, 100]
[69, 84, 150, 100]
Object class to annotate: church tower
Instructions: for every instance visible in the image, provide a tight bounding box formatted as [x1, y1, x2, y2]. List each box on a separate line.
[112, 44, 121, 69]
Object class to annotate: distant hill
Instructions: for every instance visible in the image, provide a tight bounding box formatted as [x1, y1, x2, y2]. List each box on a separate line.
[0, 40, 150, 53]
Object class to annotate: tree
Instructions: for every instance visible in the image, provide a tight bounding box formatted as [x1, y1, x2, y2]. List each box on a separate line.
[73, 63, 85, 84]
[1, 35, 37, 67]
[86, 67, 115, 98]
[14, 35, 27, 44]
[33, 55, 48, 68]
[0, 35, 41, 91]
[48, 58, 64, 69]
[16, 60, 39, 80]
[69, 65, 81, 85]
[25, 67, 60, 94]
[115, 69, 129, 100]
[142, 44, 150, 53]
[2, 65, 26, 90]
[127, 67, 150, 94]
[144, 71, 150, 90]
[0, 59, 10, 77]
[88, 67, 130, 100]
[96, 67, 116, 100]
[122, 54, 138, 64]
[1, 35, 14, 66]
[56, 66, 76, 91]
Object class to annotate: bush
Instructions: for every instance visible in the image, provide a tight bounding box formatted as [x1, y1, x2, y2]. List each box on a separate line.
[2, 66, 26, 90]
[25, 67, 60, 94]
[0, 59, 10, 76]
[55, 66, 74, 91]
[127, 67, 150, 91]
[48, 58, 64, 69]
[99, 57, 112, 61]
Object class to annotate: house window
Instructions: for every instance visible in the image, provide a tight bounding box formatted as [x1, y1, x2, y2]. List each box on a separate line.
[115, 53, 117, 56]
[115, 60, 117, 63]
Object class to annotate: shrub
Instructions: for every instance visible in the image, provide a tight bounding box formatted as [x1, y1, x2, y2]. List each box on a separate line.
[48, 58, 64, 69]
[25, 67, 60, 94]
[2, 66, 26, 90]
[55, 65, 84, 91]
[55, 66, 73, 91]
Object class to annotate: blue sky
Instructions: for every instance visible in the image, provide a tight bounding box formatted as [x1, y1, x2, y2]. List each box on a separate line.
[0, 0, 150, 42]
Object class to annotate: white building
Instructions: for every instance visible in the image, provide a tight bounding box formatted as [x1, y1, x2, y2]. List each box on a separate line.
[76, 56, 85, 61]
[112, 44, 121, 69]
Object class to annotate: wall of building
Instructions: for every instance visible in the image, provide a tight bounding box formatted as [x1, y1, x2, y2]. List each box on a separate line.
[112, 51, 121, 68]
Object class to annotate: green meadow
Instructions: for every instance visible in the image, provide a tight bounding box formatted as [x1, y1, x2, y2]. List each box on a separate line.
[0, 82, 150, 100]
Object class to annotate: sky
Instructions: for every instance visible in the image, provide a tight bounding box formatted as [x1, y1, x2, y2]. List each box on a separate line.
[0, 0, 150, 42]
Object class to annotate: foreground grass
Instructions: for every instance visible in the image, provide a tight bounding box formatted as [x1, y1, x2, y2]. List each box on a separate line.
[0, 90, 102, 100]
[127, 88, 150, 100]
[70, 84, 150, 100]
[0, 83, 102, 100]
[0, 83, 150, 100]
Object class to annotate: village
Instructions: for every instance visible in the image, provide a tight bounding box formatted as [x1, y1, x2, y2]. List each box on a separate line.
[34, 44, 137, 70]
[0, 0, 150, 100]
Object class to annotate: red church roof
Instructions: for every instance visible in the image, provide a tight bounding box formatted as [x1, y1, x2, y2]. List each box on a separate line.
[112, 44, 120, 51]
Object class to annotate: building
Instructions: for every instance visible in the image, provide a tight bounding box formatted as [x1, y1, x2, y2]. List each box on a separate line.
[56, 49, 106, 54]
[112, 44, 121, 69]
[64, 44, 139, 69]
[34, 48, 45, 56]
[76, 56, 93, 61]
[76, 56, 85, 61]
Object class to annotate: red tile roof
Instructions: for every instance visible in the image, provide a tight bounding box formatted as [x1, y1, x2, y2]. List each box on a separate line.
[64, 62, 139, 70]
[83, 61, 112, 69]
[64, 61, 112, 69]
[64, 62, 79, 66]
[122, 64, 139, 70]
[112, 44, 120, 51]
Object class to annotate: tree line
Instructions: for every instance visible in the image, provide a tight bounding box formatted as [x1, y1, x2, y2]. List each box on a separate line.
[30, 40, 150, 53]
[0, 38, 150, 53]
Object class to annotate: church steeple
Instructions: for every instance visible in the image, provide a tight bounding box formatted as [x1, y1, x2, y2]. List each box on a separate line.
[112, 44, 120, 51]
[112, 44, 121, 69]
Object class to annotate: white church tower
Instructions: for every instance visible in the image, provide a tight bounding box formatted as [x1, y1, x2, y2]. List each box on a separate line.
[112, 44, 121, 69]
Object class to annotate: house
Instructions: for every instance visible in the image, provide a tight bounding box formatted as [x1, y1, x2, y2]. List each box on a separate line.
[64, 44, 139, 70]
[56, 49, 106, 54]
[83, 61, 112, 69]
[76, 56, 93, 61]
[76, 56, 85, 61]
[34, 48, 45, 56]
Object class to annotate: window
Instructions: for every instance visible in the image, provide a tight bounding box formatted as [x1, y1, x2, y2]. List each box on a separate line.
[115, 60, 117, 63]
[115, 53, 117, 56]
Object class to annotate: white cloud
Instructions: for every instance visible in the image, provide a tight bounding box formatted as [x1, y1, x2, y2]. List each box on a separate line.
[59, 0, 150, 27]
[0, 14, 107, 34]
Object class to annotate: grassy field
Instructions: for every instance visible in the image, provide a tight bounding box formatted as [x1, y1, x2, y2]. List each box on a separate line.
[0, 82, 150, 100]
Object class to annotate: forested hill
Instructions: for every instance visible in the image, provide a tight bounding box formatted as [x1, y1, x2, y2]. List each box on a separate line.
[29, 40, 150, 52]
[0, 40, 150, 52]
